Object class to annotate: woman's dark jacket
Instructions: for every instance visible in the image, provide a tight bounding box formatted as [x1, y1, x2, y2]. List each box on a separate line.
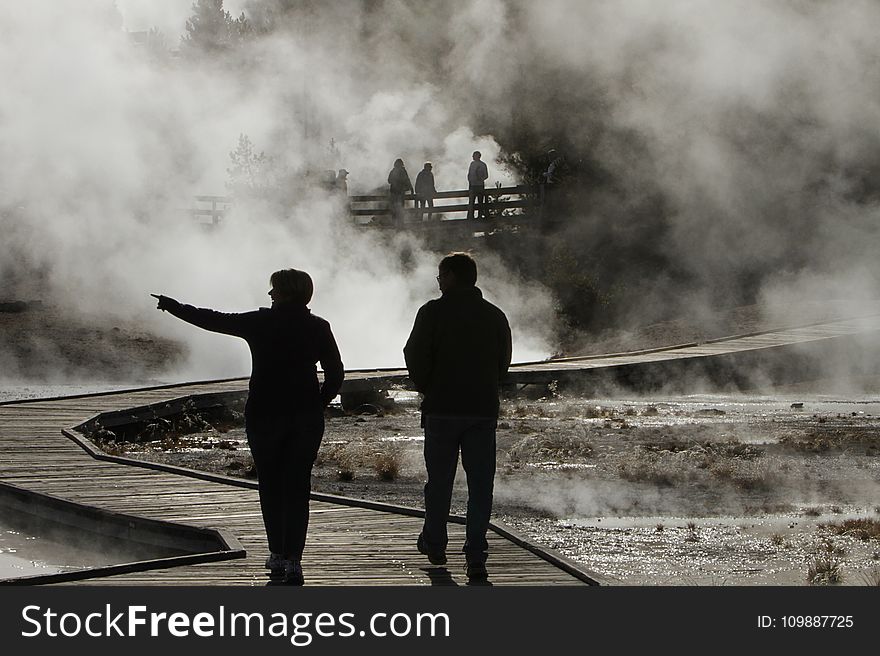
[165, 302, 344, 420]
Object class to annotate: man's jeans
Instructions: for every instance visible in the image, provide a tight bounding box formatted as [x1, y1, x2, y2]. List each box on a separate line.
[421, 415, 497, 563]
[247, 412, 324, 560]
[467, 184, 487, 219]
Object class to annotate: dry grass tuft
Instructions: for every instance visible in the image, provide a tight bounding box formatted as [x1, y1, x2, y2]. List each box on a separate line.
[807, 556, 843, 585]
[822, 518, 880, 541]
[859, 568, 880, 586]
[508, 433, 593, 463]
[373, 450, 402, 481]
[807, 541, 846, 585]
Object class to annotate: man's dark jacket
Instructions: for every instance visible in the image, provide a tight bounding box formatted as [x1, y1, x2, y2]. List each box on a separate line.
[404, 286, 512, 418]
[165, 302, 344, 420]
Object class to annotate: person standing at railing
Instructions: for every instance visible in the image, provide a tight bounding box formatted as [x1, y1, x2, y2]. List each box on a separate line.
[387, 158, 413, 226]
[335, 168, 349, 195]
[466, 151, 488, 220]
[543, 149, 564, 184]
[415, 162, 436, 221]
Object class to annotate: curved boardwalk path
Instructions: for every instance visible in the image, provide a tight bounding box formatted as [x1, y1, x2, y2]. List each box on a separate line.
[2, 313, 878, 586]
[0, 381, 597, 586]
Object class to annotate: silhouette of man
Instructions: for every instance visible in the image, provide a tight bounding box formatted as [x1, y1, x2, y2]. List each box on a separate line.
[387, 158, 413, 226]
[466, 151, 488, 220]
[404, 252, 512, 581]
[543, 149, 564, 184]
[152, 269, 344, 586]
[415, 162, 436, 221]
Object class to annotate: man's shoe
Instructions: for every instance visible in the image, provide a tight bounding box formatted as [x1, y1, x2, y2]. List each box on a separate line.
[417, 534, 447, 566]
[280, 560, 304, 586]
[466, 561, 488, 581]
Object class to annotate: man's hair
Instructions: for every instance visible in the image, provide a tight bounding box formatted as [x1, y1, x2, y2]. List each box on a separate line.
[439, 252, 477, 287]
[472, 151, 481, 158]
[270, 269, 313, 305]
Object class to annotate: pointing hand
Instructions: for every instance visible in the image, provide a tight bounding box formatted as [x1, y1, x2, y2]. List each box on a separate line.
[151, 294, 180, 312]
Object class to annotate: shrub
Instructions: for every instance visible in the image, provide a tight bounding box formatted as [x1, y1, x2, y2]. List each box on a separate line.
[807, 557, 843, 585]
[860, 568, 880, 586]
[373, 451, 402, 481]
[822, 518, 880, 541]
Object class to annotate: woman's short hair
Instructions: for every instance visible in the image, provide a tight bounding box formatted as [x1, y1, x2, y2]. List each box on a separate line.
[270, 269, 313, 305]
[439, 252, 477, 287]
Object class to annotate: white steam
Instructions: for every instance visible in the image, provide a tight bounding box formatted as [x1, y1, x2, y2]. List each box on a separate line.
[5, 1, 880, 384]
[0, 1, 551, 381]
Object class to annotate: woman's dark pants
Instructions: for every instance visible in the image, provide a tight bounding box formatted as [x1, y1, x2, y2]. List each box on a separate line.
[246, 412, 324, 561]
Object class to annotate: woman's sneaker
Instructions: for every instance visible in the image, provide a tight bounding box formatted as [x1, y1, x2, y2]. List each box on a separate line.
[265, 553, 285, 579]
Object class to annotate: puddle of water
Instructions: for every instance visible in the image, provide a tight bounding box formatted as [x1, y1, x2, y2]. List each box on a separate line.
[0, 526, 90, 579]
[378, 435, 424, 443]
[524, 462, 597, 471]
[0, 519, 166, 581]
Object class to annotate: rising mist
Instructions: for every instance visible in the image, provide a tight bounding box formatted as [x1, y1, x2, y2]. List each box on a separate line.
[2, 1, 880, 384]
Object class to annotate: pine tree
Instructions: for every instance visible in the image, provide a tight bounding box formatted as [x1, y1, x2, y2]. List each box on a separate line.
[180, 0, 252, 58]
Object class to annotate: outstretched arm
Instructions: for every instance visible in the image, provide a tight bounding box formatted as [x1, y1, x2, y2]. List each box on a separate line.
[151, 294, 251, 338]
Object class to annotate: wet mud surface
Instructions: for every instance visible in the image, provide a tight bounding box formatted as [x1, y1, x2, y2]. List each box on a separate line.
[103, 391, 880, 586]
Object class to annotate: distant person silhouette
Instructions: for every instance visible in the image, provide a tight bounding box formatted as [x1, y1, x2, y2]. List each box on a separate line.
[543, 149, 564, 184]
[335, 168, 349, 195]
[152, 269, 344, 586]
[404, 252, 512, 582]
[387, 158, 413, 226]
[466, 151, 488, 220]
[415, 162, 437, 221]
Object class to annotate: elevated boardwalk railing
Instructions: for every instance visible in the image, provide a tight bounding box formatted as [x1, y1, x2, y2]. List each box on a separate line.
[348, 184, 543, 224]
[183, 185, 545, 227]
[187, 195, 233, 225]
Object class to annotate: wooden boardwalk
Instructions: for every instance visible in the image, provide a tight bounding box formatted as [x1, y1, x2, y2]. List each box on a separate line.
[0, 381, 597, 586]
[2, 313, 879, 586]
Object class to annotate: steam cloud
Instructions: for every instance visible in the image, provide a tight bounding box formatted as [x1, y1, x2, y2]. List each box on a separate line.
[3, 1, 880, 383]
